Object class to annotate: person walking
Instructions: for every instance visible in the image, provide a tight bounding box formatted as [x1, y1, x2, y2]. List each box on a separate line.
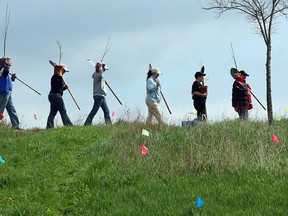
[232, 70, 249, 120]
[0, 57, 20, 129]
[192, 71, 207, 121]
[84, 62, 111, 126]
[145, 68, 164, 124]
[46, 63, 73, 128]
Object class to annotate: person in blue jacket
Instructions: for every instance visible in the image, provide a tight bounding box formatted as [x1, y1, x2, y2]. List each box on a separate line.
[0, 57, 20, 128]
[145, 68, 164, 124]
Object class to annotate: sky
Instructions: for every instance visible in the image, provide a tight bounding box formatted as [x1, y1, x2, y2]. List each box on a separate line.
[1, 0, 288, 128]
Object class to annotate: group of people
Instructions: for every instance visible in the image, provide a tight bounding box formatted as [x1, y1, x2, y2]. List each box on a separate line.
[0, 56, 253, 129]
[0, 57, 112, 129]
[46, 60, 112, 129]
[144, 66, 253, 125]
[190, 67, 253, 122]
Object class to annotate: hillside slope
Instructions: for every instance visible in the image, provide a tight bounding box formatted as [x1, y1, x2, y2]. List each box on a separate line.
[0, 120, 288, 215]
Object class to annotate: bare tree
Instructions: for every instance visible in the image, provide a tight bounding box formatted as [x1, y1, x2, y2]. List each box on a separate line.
[3, 4, 10, 57]
[56, 40, 63, 65]
[100, 37, 113, 62]
[201, 0, 288, 125]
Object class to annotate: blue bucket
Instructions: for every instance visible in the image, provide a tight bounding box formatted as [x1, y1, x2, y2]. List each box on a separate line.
[181, 119, 197, 127]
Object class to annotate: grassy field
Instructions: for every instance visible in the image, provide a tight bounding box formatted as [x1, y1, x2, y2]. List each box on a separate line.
[0, 119, 288, 215]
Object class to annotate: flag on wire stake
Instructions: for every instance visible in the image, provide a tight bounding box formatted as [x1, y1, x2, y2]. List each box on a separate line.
[112, 111, 115, 117]
[0, 155, 6, 163]
[34, 114, 37, 120]
[195, 196, 204, 208]
[272, 134, 279, 143]
[141, 129, 149, 136]
[141, 145, 149, 155]
[274, 113, 281, 121]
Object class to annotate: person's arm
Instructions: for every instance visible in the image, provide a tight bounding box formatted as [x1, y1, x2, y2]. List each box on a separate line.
[192, 82, 207, 97]
[193, 91, 207, 97]
[1, 63, 9, 77]
[146, 78, 158, 92]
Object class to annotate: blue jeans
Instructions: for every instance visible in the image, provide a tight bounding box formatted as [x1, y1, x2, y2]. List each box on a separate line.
[0, 91, 20, 128]
[84, 95, 111, 125]
[46, 93, 73, 128]
[237, 108, 248, 120]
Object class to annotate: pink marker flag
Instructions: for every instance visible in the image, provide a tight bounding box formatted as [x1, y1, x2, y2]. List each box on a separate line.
[141, 145, 149, 155]
[112, 111, 115, 117]
[34, 114, 37, 120]
[272, 134, 279, 143]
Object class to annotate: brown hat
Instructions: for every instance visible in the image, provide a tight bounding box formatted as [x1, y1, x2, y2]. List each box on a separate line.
[230, 68, 240, 79]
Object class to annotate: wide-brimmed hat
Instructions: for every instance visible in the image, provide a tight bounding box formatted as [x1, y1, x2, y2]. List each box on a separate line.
[151, 68, 161, 75]
[59, 64, 69, 72]
[49, 60, 69, 72]
[230, 68, 240, 79]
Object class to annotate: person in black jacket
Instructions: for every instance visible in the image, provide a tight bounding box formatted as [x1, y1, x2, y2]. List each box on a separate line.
[232, 70, 249, 120]
[192, 71, 207, 121]
[46, 63, 73, 128]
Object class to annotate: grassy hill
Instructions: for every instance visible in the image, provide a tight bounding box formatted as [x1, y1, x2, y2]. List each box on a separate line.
[0, 120, 288, 215]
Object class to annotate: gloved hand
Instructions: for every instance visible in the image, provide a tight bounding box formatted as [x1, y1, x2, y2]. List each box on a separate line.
[156, 79, 161, 87]
[248, 104, 253, 110]
[11, 73, 17, 81]
[3, 62, 9, 71]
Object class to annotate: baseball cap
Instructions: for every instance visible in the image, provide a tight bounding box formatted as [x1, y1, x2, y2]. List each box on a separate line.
[195, 71, 206, 79]
[239, 70, 249, 76]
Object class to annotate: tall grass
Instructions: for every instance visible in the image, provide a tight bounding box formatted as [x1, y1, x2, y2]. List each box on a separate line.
[0, 119, 288, 215]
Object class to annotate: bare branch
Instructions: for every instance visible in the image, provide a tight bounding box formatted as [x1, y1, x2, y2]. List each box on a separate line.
[3, 4, 10, 57]
[202, 0, 288, 42]
[230, 43, 238, 69]
[100, 37, 113, 62]
[56, 40, 63, 65]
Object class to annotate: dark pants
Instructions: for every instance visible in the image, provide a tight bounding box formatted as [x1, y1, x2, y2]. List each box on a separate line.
[237, 108, 248, 120]
[194, 100, 207, 121]
[46, 93, 73, 129]
[84, 95, 111, 125]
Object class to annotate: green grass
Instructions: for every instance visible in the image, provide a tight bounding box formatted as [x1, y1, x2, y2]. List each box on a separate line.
[0, 120, 288, 215]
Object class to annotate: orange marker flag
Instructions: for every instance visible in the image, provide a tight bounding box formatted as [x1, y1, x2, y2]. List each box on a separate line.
[272, 134, 279, 143]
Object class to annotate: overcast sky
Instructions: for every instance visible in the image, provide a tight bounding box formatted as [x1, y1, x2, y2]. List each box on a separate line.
[1, 0, 288, 128]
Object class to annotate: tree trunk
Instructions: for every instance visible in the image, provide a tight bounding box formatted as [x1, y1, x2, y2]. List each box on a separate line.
[266, 42, 273, 125]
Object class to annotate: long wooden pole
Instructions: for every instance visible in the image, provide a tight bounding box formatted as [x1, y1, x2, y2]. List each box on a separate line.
[250, 90, 266, 111]
[10, 73, 41, 95]
[160, 90, 172, 115]
[105, 81, 122, 105]
[62, 78, 80, 110]
[67, 88, 80, 110]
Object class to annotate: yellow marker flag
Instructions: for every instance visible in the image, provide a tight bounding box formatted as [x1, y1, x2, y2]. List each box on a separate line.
[141, 129, 149, 136]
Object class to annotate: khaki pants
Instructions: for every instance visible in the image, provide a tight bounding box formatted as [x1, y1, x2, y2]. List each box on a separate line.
[145, 100, 164, 124]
